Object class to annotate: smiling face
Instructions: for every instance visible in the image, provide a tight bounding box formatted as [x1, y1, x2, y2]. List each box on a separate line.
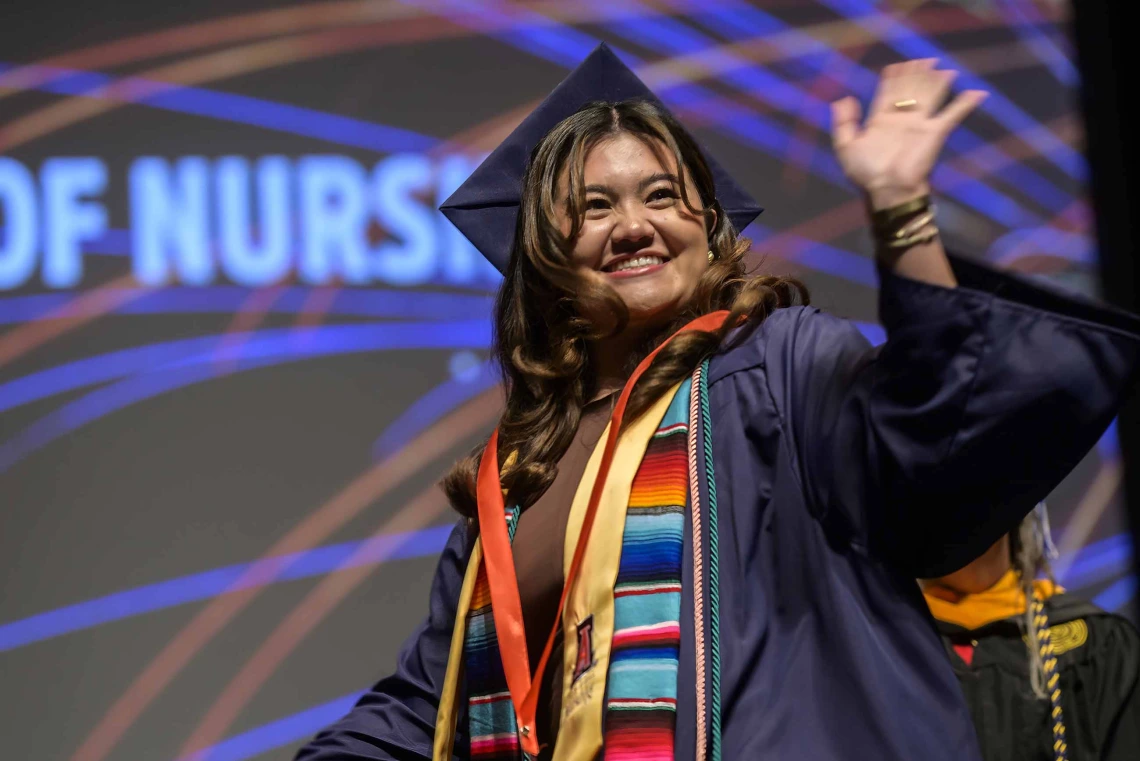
[557, 132, 715, 332]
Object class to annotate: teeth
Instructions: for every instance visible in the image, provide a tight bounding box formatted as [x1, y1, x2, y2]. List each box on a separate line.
[612, 256, 664, 272]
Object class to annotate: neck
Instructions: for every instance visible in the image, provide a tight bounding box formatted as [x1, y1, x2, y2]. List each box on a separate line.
[589, 327, 652, 400]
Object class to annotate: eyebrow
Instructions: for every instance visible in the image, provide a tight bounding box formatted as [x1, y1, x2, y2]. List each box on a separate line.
[583, 172, 679, 196]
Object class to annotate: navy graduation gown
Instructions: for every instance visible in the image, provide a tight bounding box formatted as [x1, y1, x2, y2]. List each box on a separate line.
[297, 257, 1140, 761]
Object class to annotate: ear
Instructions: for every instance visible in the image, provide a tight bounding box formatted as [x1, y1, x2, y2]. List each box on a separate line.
[706, 204, 718, 236]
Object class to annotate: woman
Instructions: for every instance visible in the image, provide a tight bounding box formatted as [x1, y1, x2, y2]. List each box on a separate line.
[923, 507, 1140, 761]
[298, 44, 1140, 761]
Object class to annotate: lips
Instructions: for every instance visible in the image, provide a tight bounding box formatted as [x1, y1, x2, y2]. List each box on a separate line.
[602, 254, 668, 274]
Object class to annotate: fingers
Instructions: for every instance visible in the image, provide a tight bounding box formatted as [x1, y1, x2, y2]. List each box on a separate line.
[869, 58, 938, 117]
[895, 59, 940, 115]
[902, 60, 957, 116]
[830, 96, 862, 148]
[868, 59, 986, 128]
[936, 90, 989, 132]
[926, 69, 959, 115]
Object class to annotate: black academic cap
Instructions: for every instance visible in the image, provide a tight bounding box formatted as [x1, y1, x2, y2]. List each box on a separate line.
[439, 43, 764, 274]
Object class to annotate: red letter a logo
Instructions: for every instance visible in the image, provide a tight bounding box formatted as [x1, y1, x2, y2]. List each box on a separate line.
[573, 615, 595, 683]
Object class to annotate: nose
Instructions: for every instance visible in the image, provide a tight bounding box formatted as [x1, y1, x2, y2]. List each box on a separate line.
[610, 204, 655, 254]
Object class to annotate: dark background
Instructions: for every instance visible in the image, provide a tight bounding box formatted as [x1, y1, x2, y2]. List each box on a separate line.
[0, 2, 1129, 760]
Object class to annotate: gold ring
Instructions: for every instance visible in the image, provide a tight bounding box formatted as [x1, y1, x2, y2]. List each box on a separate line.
[893, 99, 918, 110]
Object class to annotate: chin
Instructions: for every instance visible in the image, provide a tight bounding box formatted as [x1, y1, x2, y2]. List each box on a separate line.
[623, 298, 685, 331]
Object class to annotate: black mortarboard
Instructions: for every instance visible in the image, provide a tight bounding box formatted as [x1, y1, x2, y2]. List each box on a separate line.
[439, 43, 764, 273]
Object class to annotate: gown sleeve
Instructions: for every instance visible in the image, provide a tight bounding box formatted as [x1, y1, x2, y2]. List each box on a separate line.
[1100, 615, 1140, 761]
[763, 254, 1140, 577]
[295, 519, 471, 761]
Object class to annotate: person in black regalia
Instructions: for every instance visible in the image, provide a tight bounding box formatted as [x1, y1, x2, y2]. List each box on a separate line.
[923, 506, 1140, 761]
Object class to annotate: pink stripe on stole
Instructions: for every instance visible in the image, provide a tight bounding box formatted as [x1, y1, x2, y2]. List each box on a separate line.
[612, 622, 680, 647]
[471, 735, 520, 754]
[470, 692, 511, 705]
[614, 583, 682, 598]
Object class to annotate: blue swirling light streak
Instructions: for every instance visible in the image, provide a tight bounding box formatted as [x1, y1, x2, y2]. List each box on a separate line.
[814, 0, 1083, 179]
[173, 691, 367, 761]
[604, 4, 1063, 225]
[1, 350, 503, 652]
[403, 0, 1065, 237]
[986, 226, 1093, 267]
[0, 526, 453, 652]
[745, 223, 877, 288]
[1058, 532, 1132, 591]
[685, 1, 1074, 215]
[372, 358, 499, 460]
[1093, 575, 1138, 612]
[0, 297, 495, 414]
[994, 0, 1079, 87]
[0, 287, 495, 327]
[0, 63, 437, 154]
[0, 320, 493, 472]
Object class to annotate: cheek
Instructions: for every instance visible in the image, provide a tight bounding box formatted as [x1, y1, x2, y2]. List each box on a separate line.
[568, 223, 610, 269]
[673, 247, 708, 291]
[654, 210, 709, 256]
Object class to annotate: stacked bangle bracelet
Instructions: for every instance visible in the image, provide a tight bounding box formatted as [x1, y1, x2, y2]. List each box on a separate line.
[870, 194, 940, 251]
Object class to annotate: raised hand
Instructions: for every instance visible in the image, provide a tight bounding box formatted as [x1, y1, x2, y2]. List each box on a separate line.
[830, 58, 988, 210]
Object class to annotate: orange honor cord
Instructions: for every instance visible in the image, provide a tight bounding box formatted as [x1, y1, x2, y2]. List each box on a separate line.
[475, 310, 730, 757]
[475, 427, 535, 718]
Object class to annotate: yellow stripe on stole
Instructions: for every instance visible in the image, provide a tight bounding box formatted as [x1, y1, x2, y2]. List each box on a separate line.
[435, 454, 519, 760]
[554, 382, 682, 761]
[434, 538, 484, 761]
[629, 491, 687, 507]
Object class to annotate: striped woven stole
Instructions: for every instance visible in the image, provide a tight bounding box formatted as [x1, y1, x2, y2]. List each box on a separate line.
[463, 381, 690, 761]
[603, 386, 688, 760]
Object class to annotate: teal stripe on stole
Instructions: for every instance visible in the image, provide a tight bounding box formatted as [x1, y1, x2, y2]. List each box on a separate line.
[470, 698, 516, 734]
[607, 661, 679, 699]
[612, 592, 682, 627]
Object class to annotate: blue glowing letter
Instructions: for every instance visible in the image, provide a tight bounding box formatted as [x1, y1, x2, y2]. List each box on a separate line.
[41, 157, 108, 288]
[297, 156, 368, 285]
[437, 154, 499, 286]
[130, 157, 212, 286]
[0, 158, 38, 290]
[370, 154, 435, 286]
[217, 156, 292, 287]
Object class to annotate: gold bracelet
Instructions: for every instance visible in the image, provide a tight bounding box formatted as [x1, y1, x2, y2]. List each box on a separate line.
[870, 194, 932, 227]
[879, 223, 940, 250]
[891, 207, 936, 240]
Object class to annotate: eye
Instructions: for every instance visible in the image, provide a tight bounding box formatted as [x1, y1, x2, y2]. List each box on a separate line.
[585, 197, 610, 211]
[647, 187, 678, 204]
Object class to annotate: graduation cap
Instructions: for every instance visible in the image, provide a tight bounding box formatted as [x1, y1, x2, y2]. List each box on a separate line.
[439, 43, 764, 274]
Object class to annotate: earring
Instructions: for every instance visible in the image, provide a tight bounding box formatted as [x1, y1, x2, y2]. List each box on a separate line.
[707, 250, 715, 263]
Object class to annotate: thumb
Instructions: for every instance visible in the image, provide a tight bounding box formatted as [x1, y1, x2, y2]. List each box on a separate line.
[830, 96, 863, 149]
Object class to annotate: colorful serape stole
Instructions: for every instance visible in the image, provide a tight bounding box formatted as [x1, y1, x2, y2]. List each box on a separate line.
[460, 381, 691, 761]
[465, 505, 522, 760]
[602, 379, 690, 761]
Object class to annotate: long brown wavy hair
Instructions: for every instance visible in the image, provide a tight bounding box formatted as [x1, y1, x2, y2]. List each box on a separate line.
[442, 99, 807, 518]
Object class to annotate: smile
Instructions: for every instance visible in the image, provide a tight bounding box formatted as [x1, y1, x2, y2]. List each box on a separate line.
[603, 255, 668, 277]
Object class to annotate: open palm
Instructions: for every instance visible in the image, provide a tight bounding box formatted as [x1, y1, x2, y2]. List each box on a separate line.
[831, 59, 988, 208]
